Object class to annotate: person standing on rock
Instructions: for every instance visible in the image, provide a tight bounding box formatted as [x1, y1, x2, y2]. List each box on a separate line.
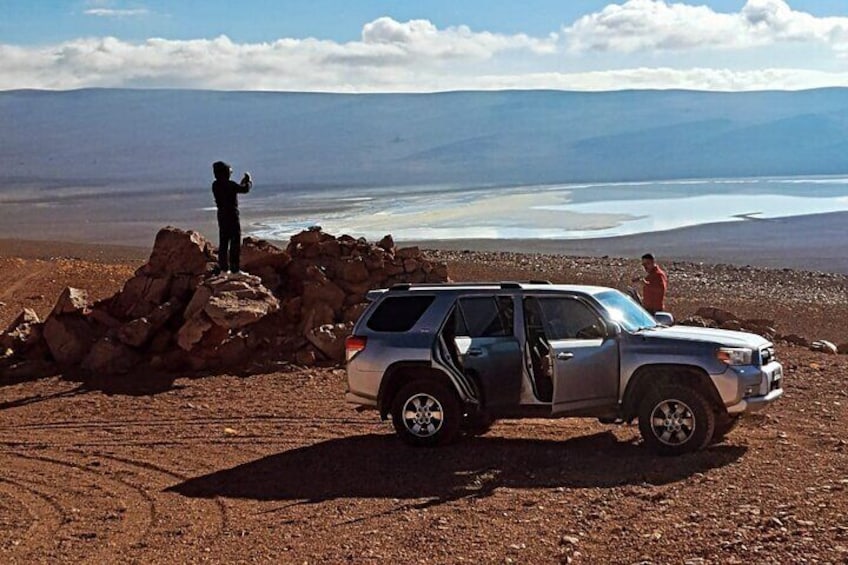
[633, 252, 668, 314]
[212, 161, 252, 275]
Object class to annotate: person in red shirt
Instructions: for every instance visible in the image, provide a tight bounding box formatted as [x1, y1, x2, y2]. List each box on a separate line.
[634, 253, 668, 314]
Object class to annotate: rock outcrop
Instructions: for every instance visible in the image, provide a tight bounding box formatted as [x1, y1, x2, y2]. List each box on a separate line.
[0, 225, 448, 377]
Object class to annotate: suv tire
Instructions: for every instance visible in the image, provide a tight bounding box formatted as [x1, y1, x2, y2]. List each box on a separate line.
[710, 413, 741, 444]
[638, 385, 715, 455]
[391, 379, 461, 447]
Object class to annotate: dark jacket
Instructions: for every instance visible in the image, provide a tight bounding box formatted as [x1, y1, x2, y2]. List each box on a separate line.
[212, 179, 251, 217]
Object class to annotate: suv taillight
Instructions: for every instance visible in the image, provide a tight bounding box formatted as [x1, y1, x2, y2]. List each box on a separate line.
[346, 336, 367, 362]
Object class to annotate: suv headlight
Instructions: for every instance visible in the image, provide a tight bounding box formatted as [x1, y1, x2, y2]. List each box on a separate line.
[716, 347, 753, 366]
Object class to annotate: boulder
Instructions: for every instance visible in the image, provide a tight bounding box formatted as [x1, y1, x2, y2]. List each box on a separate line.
[341, 258, 369, 284]
[240, 237, 292, 271]
[88, 307, 122, 330]
[343, 303, 369, 323]
[149, 330, 173, 354]
[384, 262, 406, 276]
[50, 287, 90, 317]
[719, 320, 744, 331]
[217, 336, 251, 367]
[117, 317, 155, 349]
[743, 318, 776, 329]
[117, 301, 180, 348]
[197, 273, 280, 329]
[143, 226, 215, 276]
[169, 274, 202, 303]
[82, 337, 141, 375]
[184, 284, 213, 321]
[403, 258, 420, 273]
[364, 251, 386, 271]
[677, 315, 715, 328]
[302, 279, 346, 313]
[396, 246, 420, 259]
[377, 234, 395, 252]
[112, 274, 172, 319]
[431, 263, 449, 280]
[248, 266, 283, 292]
[694, 307, 738, 325]
[0, 360, 56, 381]
[306, 323, 353, 363]
[301, 304, 336, 332]
[810, 340, 838, 355]
[290, 226, 331, 247]
[779, 333, 810, 347]
[318, 239, 342, 258]
[43, 315, 95, 366]
[1, 308, 42, 352]
[295, 347, 318, 366]
[177, 314, 214, 351]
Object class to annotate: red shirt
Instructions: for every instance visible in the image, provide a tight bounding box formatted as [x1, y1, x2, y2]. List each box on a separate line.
[642, 265, 668, 312]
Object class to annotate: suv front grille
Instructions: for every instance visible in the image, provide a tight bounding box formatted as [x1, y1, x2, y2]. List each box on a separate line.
[760, 346, 775, 366]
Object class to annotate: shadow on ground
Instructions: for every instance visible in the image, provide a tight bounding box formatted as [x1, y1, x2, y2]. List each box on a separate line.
[169, 432, 746, 505]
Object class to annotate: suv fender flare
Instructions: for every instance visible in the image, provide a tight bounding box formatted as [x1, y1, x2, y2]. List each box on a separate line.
[377, 361, 476, 419]
[621, 364, 724, 421]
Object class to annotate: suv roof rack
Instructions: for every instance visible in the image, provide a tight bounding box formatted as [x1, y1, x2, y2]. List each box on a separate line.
[388, 281, 527, 291]
[528, 280, 552, 284]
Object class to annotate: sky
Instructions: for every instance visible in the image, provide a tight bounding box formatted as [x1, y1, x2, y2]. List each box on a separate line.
[3, 0, 848, 91]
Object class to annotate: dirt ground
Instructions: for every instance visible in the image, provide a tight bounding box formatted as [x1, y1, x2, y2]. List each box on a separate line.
[1, 245, 847, 564]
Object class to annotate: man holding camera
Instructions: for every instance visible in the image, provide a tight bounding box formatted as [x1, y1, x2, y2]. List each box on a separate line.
[211, 161, 252, 275]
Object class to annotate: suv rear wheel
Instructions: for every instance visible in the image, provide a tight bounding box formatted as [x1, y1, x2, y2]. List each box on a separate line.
[638, 385, 715, 455]
[391, 379, 461, 447]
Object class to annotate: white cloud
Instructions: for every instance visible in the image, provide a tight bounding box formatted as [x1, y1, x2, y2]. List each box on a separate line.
[2, 5, 848, 92]
[84, 8, 150, 18]
[564, 0, 848, 55]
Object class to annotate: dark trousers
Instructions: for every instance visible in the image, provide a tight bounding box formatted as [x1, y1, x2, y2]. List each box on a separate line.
[217, 213, 241, 272]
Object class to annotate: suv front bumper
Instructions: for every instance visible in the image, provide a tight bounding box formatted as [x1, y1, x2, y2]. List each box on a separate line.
[725, 361, 784, 414]
[726, 387, 784, 414]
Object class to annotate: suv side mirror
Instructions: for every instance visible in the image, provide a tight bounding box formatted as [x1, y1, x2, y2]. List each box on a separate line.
[605, 321, 621, 337]
[654, 312, 674, 326]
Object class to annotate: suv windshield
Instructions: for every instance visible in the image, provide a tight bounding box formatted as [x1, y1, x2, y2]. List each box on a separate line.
[594, 290, 658, 332]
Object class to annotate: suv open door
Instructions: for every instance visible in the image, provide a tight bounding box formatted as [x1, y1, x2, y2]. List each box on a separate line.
[533, 296, 620, 414]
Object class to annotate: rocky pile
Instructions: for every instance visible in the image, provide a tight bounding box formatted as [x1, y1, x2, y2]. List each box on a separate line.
[1, 226, 447, 377]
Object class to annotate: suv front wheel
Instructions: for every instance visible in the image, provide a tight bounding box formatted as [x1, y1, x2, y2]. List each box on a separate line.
[638, 385, 716, 455]
[391, 379, 461, 447]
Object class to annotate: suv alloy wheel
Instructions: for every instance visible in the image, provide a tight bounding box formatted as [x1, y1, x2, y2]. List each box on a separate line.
[391, 379, 461, 447]
[637, 384, 716, 455]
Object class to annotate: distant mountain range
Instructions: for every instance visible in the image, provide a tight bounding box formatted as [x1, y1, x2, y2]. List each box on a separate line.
[3, 88, 848, 189]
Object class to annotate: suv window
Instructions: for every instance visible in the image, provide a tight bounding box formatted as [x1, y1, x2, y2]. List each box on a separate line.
[457, 296, 514, 338]
[367, 295, 436, 332]
[538, 297, 605, 340]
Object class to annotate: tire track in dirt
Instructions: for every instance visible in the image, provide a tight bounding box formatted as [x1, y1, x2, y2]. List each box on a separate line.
[0, 261, 54, 303]
[8, 414, 374, 431]
[1, 414, 382, 449]
[1, 451, 155, 561]
[0, 447, 234, 562]
[81, 450, 230, 536]
[0, 477, 65, 557]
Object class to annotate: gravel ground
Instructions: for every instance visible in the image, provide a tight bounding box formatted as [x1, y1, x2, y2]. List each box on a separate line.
[0, 246, 847, 564]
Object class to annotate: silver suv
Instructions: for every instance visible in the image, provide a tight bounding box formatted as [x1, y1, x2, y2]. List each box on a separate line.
[345, 282, 783, 455]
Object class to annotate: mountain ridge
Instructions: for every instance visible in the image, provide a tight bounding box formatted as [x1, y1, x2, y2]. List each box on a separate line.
[3, 88, 848, 188]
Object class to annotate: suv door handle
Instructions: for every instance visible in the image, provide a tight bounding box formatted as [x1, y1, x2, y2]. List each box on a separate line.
[467, 348, 484, 357]
[556, 352, 574, 360]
